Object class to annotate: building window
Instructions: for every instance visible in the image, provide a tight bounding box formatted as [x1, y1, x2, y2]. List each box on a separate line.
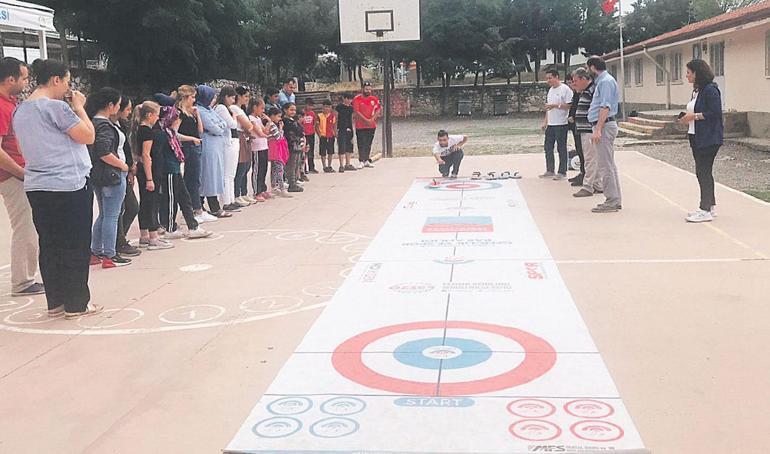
[624, 61, 631, 86]
[634, 59, 643, 86]
[709, 41, 725, 77]
[671, 52, 682, 82]
[655, 54, 666, 84]
[766, 31, 770, 76]
[693, 43, 702, 60]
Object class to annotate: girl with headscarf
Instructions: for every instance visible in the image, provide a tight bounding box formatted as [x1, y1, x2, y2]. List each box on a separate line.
[196, 85, 231, 218]
[156, 106, 213, 239]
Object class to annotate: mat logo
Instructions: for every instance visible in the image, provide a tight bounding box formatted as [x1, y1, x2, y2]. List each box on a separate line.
[422, 216, 494, 233]
[525, 262, 546, 280]
[389, 282, 435, 294]
[434, 256, 474, 265]
[361, 263, 382, 283]
[403, 201, 418, 209]
[529, 446, 566, 452]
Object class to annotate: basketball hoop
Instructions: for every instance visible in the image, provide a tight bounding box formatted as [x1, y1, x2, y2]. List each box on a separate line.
[365, 10, 394, 38]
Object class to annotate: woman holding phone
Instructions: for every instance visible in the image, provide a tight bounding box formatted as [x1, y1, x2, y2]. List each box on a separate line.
[679, 59, 723, 223]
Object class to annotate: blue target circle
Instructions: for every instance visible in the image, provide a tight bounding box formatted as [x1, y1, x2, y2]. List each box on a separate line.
[393, 337, 492, 370]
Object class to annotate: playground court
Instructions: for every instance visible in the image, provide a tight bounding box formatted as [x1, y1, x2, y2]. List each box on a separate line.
[0, 150, 769, 453]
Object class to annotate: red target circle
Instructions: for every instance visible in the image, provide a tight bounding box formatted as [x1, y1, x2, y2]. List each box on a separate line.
[509, 419, 562, 441]
[570, 420, 625, 442]
[446, 183, 480, 190]
[564, 399, 615, 419]
[507, 398, 556, 418]
[332, 321, 556, 396]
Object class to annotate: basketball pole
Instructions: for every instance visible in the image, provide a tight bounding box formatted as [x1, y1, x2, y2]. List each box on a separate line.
[382, 45, 394, 158]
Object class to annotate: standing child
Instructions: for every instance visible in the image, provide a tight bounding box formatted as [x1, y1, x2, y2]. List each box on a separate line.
[317, 100, 338, 173]
[301, 98, 318, 174]
[335, 93, 357, 173]
[266, 107, 291, 198]
[283, 102, 306, 193]
[247, 98, 271, 202]
[156, 106, 213, 240]
[433, 130, 468, 179]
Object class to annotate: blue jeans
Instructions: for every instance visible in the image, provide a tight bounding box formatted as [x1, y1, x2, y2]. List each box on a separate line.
[91, 177, 127, 258]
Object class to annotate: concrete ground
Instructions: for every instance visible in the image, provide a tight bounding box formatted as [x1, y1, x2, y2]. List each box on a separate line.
[0, 150, 769, 454]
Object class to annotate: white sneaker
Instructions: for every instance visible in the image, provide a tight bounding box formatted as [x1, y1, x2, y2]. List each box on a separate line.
[201, 212, 218, 222]
[164, 230, 187, 240]
[243, 195, 257, 204]
[187, 227, 213, 239]
[357, 162, 365, 170]
[283, 182, 289, 190]
[194, 214, 207, 224]
[234, 197, 250, 207]
[148, 240, 174, 250]
[364, 161, 374, 168]
[710, 206, 718, 218]
[686, 209, 713, 223]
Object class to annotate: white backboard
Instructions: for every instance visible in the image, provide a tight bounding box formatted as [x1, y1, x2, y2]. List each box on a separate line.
[339, 0, 421, 44]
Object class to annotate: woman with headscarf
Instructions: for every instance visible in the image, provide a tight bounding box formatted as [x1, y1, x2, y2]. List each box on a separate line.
[196, 85, 231, 218]
[155, 106, 213, 239]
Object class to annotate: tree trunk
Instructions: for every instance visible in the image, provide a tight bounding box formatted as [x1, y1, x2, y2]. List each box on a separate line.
[565, 53, 571, 77]
[517, 70, 522, 113]
[59, 28, 69, 66]
[357, 65, 364, 87]
[534, 57, 541, 82]
[481, 70, 486, 86]
[474, 70, 480, 87]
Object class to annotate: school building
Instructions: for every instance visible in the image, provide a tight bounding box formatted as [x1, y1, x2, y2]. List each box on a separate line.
[604, 0, 770, 138]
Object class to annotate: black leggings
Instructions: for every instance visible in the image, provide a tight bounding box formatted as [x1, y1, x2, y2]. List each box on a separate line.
[136, 166, 159, 232]
[201, 196, 221, 213]
[690, 137, 720, 211]
[252, 149, 268, 195]
[356, 128, 376, 163]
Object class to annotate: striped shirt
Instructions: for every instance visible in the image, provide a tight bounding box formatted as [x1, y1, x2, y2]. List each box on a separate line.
[574, 82, 596, 134]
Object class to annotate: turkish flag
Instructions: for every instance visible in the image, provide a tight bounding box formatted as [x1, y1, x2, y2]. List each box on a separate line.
[602, 0, 619, 14]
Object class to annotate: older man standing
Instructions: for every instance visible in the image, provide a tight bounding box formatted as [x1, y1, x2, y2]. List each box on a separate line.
[0, 57, 44, 296]
[586, 56, 622, 213]
[571, 68, 603, 198]
[278, 78, 296, 108]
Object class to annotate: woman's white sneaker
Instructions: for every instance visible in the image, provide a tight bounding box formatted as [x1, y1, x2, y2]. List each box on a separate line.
[686, 209, 714, 223]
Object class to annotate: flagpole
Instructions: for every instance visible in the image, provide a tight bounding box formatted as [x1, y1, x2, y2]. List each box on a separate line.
[618, 0, 626, 119]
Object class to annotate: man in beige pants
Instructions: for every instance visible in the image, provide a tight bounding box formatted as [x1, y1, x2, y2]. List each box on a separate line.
[571, 68, 603, 197]
[0, 57, 43, 297]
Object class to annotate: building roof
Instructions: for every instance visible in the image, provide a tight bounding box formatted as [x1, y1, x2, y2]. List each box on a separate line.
[604, 0, 770, 60]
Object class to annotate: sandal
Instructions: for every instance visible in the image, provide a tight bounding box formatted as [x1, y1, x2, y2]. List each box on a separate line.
[213, 210, 233, 218]
[65, 303, 105, 320]
[48, 306, 65, 318]
[471, 171, 482, 180]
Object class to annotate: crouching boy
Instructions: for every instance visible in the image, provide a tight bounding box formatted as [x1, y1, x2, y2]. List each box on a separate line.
[433, 130, 468, 178]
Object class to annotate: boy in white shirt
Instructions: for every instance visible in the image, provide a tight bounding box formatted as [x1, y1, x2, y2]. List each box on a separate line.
[433, 130, 468, 179]
[540, 69, 574, 180]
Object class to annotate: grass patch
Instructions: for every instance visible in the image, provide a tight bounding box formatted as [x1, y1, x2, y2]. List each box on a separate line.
[744, 190, 770, 202]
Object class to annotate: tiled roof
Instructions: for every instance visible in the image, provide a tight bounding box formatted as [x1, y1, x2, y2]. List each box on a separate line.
[604, 0, 770, 59]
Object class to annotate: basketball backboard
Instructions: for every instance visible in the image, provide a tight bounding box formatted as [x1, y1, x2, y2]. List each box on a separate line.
[339, 0, 421, 44]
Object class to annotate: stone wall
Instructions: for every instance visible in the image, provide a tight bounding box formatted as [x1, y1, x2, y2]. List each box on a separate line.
[370, 83, 549, 118]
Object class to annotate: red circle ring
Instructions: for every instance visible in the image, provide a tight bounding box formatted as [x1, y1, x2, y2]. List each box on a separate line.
[332, 321, 556, 396]
[507, 398, 557, 418]
[564, 399, 615, 419]
[509, 419, 562, 442]
[570, 420, 625, 442]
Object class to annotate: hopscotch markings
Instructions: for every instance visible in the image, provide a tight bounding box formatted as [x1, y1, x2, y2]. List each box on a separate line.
[226, 179, 648, 453]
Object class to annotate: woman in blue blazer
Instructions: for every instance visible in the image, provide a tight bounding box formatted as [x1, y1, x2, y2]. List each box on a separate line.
[680, 59, 723, 223]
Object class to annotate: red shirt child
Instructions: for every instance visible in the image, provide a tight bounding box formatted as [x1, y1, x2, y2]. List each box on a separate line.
[301, 105, 317, 136]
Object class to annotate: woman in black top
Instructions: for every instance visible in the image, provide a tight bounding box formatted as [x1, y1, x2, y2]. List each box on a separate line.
[115, 97, 141, 257]
[176, 85, 210, 221]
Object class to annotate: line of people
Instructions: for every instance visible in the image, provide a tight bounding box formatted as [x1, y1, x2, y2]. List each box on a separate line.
[540, 55, 723, 220]
[0, 58, 383, 319]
